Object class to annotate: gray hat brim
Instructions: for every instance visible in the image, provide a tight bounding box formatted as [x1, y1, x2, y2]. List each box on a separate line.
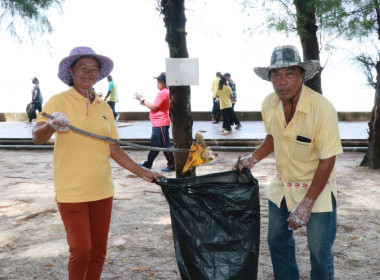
[253, 60, 320, 81]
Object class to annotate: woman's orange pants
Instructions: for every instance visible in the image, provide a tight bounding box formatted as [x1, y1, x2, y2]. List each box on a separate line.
[57, 197, 113, 280]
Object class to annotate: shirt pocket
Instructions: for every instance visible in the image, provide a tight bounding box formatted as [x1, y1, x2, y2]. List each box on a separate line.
[292, 140, 312, 161]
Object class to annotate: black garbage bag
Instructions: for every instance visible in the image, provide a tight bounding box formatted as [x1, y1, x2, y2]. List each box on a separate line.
[26, 102, 37, 121]
[158, 169, 260, 280]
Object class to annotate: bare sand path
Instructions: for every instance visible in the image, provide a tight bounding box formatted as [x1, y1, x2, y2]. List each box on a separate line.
[0, 150, 379, 279]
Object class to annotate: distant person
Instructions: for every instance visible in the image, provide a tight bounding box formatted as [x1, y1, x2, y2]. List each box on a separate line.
[32, 77, 43, 113]
[133, 72, 175, 172]
[211, 72, 222, 124]
[32, 46, 162, 279]
[224, 72, 241, 129]
[216, 75, 233, 133]
[26, 77, 43, 123]
[236, 45, 343, 279]
[104, 75, 119, 121]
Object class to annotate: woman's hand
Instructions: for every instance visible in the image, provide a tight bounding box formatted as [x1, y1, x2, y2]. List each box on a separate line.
[109, 143, 165, 184]
[141, 169, 165, 183]
[49, 112, 70, 131]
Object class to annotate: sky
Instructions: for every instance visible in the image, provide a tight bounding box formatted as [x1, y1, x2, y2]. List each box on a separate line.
[0, 0, 375, 113]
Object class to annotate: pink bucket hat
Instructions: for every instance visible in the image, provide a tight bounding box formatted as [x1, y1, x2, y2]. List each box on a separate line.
[58, 46, 114, 85]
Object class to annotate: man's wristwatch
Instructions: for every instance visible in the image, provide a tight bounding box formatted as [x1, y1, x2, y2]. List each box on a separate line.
[140, 99, 145, 105]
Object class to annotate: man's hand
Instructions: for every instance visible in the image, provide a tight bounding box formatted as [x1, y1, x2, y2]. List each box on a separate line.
[287, 197, 314, 231]
[233, 153, 259, 171]
[48, 112, 70, 131]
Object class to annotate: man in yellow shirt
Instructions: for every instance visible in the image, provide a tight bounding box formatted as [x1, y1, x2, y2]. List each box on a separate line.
[238, 45, 343, 279]
[211, 71, 221, 123]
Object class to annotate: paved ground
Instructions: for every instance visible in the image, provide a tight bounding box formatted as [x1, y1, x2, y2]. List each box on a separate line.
[0, 120, 369, 143]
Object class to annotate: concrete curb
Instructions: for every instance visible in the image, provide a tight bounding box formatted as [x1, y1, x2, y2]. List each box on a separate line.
[0, 145, 367, 153]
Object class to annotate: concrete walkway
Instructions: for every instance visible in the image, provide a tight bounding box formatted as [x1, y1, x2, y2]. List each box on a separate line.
[0, 120, 368, 147]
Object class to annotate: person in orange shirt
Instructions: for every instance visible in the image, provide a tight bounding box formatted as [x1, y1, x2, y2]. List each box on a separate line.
[237, 45, 343, 279]
[32, 46, 163, 279]
[134, 73, 175, 172]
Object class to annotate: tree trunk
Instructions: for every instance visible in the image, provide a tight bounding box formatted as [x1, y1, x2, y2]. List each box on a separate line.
[161, 0, 194, 178]
[360, 60, 380, 169]
[294, 0, 323, 94]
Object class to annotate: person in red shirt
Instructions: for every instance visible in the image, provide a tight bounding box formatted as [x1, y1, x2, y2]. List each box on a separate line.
[134, 73, 175, 172]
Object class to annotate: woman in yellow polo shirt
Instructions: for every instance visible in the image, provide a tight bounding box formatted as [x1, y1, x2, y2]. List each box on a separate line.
[32, 46, 162, 279]
[216, 75, 233, 133]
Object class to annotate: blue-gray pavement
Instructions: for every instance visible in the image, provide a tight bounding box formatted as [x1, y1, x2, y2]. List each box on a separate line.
[0, 120, 368, 141]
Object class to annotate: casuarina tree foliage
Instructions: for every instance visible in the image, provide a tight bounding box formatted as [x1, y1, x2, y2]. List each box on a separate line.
[0, 0, 64, 43]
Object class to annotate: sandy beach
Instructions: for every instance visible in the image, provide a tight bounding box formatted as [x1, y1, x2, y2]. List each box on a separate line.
[0, 150, 379, 279]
